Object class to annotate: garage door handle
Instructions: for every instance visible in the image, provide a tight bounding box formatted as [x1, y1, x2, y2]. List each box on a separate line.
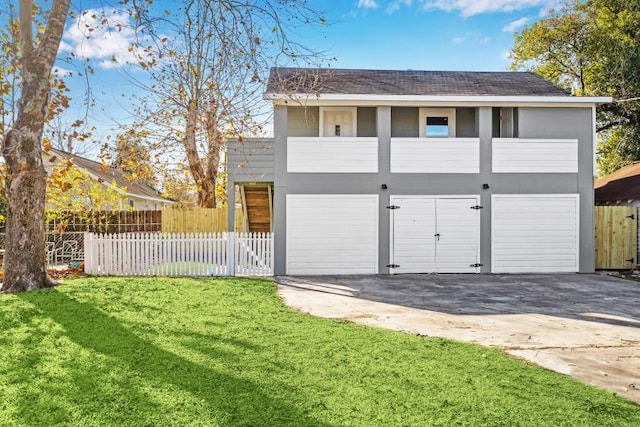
[434, 233, 440, 241]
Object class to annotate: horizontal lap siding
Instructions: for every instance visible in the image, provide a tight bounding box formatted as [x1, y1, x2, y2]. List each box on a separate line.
[492, 195, 579, 273]
[492, 139, 578, 173]
[287, 137, 378, 173]
[390, 139, 479, 173]
[286, 195, 378, 275]
[227, 139, 275, 181]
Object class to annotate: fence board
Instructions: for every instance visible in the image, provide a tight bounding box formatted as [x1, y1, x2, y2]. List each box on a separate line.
[84, 232, 272, 277]
[595, 206, 637, 269]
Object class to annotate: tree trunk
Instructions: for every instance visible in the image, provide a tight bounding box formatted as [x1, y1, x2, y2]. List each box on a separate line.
[2, 129, 54, 292]
[198, 179, 217, 208]
[1, 0, 70, 292]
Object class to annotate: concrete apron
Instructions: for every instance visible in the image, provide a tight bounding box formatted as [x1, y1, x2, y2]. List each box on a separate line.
[276, 275, 640, 404]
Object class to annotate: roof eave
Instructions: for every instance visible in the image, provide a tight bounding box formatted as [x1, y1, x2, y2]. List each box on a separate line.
[264, 93, 612, 107]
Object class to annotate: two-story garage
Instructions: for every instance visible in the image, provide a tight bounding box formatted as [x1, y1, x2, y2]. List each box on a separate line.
[227, 67, 610, 275]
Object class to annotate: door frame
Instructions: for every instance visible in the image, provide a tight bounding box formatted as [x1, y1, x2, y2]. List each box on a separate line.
[389, 195, 481, 274]
[319, 107, 357, 137]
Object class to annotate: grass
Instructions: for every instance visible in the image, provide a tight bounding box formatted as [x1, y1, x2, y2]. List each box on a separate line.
[0, 278, 638, 426]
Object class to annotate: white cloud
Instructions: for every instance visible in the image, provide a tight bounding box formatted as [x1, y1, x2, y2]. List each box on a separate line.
[451, 32, 490, 45]
[386, 0, 413, 14]
[421, 0, 562, 17]
[59, 8, 153, 69]
[503, 17, 529, 32]
[357, 0, 379, 8]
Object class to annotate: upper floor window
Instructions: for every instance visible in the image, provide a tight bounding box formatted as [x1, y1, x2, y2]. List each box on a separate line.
[419, 108, 456, 138]
[492, 107, 518, 138]
[426, 117, 449, 137]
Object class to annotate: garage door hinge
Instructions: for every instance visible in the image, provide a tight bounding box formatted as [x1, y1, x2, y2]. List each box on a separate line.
[470, 263, 483, 268]
[386, 264, 400, 268]
[386, 205, 400, 210]
[470, 205, 483, 210]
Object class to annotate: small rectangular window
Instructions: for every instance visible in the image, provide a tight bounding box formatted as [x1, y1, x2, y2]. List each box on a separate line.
[426, 116, 449, 137]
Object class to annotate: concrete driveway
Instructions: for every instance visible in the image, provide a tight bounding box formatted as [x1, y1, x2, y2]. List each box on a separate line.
[276, 274, 640, 403]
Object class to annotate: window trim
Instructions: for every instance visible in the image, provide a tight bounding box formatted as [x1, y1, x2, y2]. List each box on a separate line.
[419, 107, 456, 138]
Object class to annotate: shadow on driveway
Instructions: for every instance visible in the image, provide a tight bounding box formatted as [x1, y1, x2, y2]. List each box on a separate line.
[276, 273, 640, 329]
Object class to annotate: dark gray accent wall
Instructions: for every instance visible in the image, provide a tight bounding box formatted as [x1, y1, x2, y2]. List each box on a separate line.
[357, 107, 377, 137]
[391, 107, 418, 137]
[272, 104, 595, 275]
[377, 107, 391, 274]
[273, 105, 288, 275]
[456, 107, 478, 137]
[287, 106, 319, 137]
[390, 107, 478, 137]
[478, 107, 493, 273]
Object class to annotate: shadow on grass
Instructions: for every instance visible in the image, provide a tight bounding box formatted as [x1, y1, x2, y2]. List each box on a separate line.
[19, 290, 333, 427]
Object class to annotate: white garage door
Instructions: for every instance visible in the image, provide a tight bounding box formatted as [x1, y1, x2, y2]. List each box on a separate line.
[286, 195, 378, 275]
[391, 196, 480, 274]
[492, 195, 579, 273]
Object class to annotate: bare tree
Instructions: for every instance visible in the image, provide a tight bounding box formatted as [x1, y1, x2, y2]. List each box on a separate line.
[1, 0, 70, 292]
[123, 0, 328, 207]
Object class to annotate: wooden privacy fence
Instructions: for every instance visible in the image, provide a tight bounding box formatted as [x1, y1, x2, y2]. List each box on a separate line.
[595, 206, 637, 269]
[84, 232, 273, 276]
[47, 210, 162, 233]
[161, 207, 245, 233]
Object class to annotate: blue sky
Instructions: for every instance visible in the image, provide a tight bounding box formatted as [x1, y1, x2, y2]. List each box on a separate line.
[50, 0, 563, 154]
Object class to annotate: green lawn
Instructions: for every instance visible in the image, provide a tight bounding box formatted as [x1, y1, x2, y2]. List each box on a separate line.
[0, 278, 638, 426]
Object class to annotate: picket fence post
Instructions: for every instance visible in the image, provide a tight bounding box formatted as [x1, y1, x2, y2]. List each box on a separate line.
[226, 231, 235, 276]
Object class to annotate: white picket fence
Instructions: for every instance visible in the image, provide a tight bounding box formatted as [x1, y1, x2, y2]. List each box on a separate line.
[83, 232, 273, 277]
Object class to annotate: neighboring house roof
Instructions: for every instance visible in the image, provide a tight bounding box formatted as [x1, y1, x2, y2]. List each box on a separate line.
[45, 148, 171, 203]
[595, 163, 640, 202]
[266, 67, 571, 97]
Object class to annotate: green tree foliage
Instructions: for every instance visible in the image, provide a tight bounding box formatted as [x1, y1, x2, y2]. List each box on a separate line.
[510, 0, 640, 175]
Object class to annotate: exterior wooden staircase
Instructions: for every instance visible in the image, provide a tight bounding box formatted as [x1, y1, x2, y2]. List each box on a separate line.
[239, 184, 272, 232]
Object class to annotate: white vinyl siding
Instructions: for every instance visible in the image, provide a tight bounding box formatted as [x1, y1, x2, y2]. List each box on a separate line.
[390, 138, 480, 173]
[492, 138, 578, 173]
[286, 195, 378, 275]
[391, 196, 480, 273]
[492, 195, 579, 273]
[287, 137, 378, 173]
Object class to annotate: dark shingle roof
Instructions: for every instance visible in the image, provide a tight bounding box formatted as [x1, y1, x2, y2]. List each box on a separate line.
[595, 163, 640, 202]
[266, 67, 570, 97]
[47, 148, 169, 201]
